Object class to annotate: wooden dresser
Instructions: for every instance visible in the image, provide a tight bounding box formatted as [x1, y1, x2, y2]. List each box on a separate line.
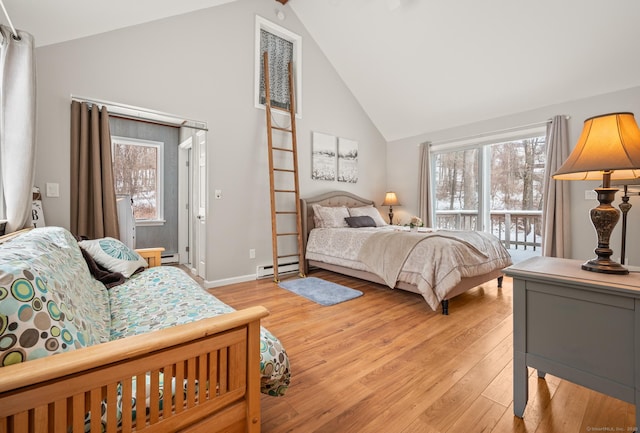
[505, 256, 640, 427]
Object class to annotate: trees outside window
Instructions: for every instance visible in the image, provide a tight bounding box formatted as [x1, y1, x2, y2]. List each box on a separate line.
[112, 136, 164, 221]
[432, 133, 546, 249]
[434, 148, 478, 230]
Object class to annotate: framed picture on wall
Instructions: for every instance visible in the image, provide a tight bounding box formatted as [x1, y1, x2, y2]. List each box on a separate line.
[312, 132, 337, 181]
[337, 137, 358, 183]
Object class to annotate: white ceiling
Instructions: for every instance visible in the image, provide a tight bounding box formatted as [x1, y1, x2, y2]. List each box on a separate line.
[2, 0, 640, 141]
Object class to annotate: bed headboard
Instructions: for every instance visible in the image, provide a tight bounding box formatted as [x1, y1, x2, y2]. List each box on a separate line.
[299, 191, 375, 273]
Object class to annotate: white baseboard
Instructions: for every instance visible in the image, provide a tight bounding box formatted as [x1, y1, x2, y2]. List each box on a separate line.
[204, 273, 256, 289]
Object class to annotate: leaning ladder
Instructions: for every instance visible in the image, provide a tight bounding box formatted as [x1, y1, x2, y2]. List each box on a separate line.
[263, 52, 305, 283]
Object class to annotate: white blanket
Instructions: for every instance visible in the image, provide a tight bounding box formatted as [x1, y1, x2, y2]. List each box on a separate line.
[357, 230, 491, 289]
[305, 227, 512, 310]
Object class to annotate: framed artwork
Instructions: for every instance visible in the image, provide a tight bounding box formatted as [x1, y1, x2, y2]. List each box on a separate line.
[312, 132, 336, 181]
[338, 137, 358, 183]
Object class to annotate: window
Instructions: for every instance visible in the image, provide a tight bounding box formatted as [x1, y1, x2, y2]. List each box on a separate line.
[434, 148, 479, 230]
[254, 15, 302, 117]
[431, 128, 546, 250]
[111, 136, 164, 223]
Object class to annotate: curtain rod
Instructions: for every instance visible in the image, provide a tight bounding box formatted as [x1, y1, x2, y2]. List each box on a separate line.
[71, 95, 208, 131]
[0, 0, 19, 40]
[428, 116, 570, 147]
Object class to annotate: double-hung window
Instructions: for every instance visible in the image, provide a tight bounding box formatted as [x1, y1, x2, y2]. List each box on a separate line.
[111, 136, 164, 224]
[430, 128, 546, 250]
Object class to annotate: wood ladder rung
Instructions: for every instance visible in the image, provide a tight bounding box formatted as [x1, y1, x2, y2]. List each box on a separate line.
[274, 189, 295, 193]
[270, 105, 290, 113]
[274, 168, 295, 173]
[276, 211, 297, 215]
[272, 126, 292, 133]
[276, 232, 298, 237]
[273, 147, 293, 152]
[277, 254, 298, 259]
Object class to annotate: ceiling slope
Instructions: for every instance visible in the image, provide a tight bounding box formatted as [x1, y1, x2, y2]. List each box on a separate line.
[2, 0, 640, 141]
[289, 0, 640, 141]
[0, 0, 237, 47]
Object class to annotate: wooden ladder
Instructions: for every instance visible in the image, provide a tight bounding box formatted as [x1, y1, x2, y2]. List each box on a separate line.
[263, 52, 305, 283]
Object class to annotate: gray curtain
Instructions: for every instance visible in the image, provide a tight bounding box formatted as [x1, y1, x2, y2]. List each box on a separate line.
[260, 29, 293, 110]
[70, 101, 119, 239]
[542, 115, 571, 257]
[418, 142, 433, 227]
[0, 25, 36, 233]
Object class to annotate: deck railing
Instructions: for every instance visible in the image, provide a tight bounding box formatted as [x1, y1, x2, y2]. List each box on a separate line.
[435, 210, 543, 250]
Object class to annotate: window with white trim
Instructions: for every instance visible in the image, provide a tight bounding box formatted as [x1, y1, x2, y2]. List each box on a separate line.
[254, 15, 302, 117]
[431, 128, 546, 250]
[111, 136, 164, 223]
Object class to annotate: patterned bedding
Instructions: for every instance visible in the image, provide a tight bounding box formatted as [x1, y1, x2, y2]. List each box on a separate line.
[305, 226, 512, 310]
[110, 266, 290, 396]
[0, 227, 290, 397]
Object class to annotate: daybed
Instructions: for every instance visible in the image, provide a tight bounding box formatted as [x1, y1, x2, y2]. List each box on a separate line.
[0, 226, 290, 432]
[301, 191, 513, 314]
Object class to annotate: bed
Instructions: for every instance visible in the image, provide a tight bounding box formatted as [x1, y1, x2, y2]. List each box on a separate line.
[300, 191, 513, 314]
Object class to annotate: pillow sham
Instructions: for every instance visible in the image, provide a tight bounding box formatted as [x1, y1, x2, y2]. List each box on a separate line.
[344, 216, 377, 228]
[0, 268, 83, 366]
[78, 237, 148, 278]
[312, 204, 350, 228]
[348, 205, 387, 227]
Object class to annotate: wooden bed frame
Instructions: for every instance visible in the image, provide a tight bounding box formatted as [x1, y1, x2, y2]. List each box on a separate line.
[0, 256, 267, 432]
[300, 191, 504, 314]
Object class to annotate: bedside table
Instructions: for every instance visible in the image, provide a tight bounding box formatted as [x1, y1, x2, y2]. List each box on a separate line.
[504, 256, 640, 426]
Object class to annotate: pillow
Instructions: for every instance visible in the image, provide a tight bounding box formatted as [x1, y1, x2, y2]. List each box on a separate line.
[312, 204, 350, 228]
[78, 237, 148, 278]
[348, 205, 388, 227]
[0, 268, 83, 366]
[344, 216, 377, 228]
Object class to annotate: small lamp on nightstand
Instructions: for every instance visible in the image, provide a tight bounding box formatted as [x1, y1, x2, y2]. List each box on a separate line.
[553, 112, 640, 274]
[612, 178, 640, 265]
[382, 192, 400, 225]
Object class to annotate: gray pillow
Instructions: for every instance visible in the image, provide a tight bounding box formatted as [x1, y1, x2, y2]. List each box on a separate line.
[344, 216, 377, 228]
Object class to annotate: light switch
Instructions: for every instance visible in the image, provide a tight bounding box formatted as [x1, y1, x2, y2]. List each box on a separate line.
[46, 182, 60, 198]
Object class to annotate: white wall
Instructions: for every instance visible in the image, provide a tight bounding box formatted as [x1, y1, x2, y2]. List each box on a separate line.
[34, 0, 387, 284]
[387, 86, 640, 266]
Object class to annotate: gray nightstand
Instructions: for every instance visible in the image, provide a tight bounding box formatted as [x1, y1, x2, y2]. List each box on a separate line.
[505, 256, 640, 427]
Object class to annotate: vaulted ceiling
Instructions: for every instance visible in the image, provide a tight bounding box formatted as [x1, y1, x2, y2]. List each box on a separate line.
[2, 0, 640, 141]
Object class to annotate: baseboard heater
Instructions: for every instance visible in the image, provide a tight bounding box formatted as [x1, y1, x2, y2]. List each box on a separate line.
[256, 262, 299, 279]
[161, 253, 180, 264]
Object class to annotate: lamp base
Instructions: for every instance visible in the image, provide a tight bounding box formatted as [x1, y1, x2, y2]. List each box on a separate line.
[581, 258, 629, 275]
[582, 186, 629, 275]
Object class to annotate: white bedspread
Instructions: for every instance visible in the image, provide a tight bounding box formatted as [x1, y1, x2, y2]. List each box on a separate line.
[305, 227, 513, 310]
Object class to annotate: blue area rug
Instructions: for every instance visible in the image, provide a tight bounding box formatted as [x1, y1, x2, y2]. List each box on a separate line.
[278, 277, 363, 306]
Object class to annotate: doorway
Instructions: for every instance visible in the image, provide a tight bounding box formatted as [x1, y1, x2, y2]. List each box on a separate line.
[178, 128, 207, 280]
[85, 97, 209, 278]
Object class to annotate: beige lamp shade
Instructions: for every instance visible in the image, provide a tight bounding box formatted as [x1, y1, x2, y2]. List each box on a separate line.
[382, 192, 400, 206]
[553, 112, 640, 182]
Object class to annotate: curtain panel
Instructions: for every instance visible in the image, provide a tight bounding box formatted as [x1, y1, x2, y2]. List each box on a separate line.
[259, 29, 293, 110]
[70, 101, 119, 239]
[0, 25, 36, 233]
[418, 142, 433, 227]
[542, 115, 571, 257]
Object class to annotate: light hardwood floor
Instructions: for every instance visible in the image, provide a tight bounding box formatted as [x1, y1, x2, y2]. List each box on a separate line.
[207, 270, 636, 433]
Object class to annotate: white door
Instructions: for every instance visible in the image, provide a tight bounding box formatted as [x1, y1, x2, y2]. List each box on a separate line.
[195, 130, 207, 279]
[178, 134, 192, 265]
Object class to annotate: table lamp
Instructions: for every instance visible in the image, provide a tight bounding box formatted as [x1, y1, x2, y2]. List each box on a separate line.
[382, 192, 400, 225]
[553, 112, 640, 274]
[611, 178, 640, 264]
